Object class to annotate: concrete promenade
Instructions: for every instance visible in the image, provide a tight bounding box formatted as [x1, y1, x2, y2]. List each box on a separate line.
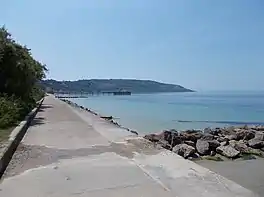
[0, 95, 258, 196]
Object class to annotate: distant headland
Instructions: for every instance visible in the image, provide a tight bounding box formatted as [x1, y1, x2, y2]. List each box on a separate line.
[41, 79, 194, 93]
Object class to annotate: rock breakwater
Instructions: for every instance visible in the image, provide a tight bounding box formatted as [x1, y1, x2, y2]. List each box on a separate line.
[144, 125, 264, 161]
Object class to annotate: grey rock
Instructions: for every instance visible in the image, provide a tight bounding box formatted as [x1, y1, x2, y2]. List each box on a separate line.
[173, 144, 196, 158]
[230, 140, 250, 153]
[207, 140, 220, 149]
[168, 129, 179, 134]
[203, 127, 211, 134]
[162, 130, 180, 146]
[222, 127, 236, 135]
[201, 134, 215, 140]
[184, 140, 195, 147]
[253, 125, 264, 131]
[180, 131, 203, 142]
[184, 129, 202, 134]
[228, 140, 237, 147]
[144, 134, 162, 142]
[220, 141, 228, 146]
[196, 139, 210, 155]
[225, 135, 237, 141]
[254, 131, 264, 141]
[158, 140, 172, 150]
[216, 145, 240, 158]
[218, 133, 225, 137]
[144, 130, 180, 147]
[216, 137, 226, 142]
[171, 136, 183, 147]
[248, 138, 264, 149]
[204, 127, 222, 136]
[235, 129, 255, 140]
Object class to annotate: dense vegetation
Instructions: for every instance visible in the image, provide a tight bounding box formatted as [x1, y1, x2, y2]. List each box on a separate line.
[0, 27, 47, 129]
[42, 79, 193, 93]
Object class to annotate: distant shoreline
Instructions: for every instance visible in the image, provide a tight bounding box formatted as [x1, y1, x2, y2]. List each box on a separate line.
[42, 79, 194, 94]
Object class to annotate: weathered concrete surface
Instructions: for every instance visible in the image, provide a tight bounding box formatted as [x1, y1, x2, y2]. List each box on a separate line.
[0, 95, 258, 196]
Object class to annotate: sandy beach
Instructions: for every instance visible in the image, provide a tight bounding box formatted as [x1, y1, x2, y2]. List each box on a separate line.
[197, 159, 264, 196]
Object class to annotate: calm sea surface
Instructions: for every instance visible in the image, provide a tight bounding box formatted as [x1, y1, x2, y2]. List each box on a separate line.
[69, 91, 264, 134]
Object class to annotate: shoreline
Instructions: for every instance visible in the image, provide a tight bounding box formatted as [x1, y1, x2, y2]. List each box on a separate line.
[60, 99, 139, 135]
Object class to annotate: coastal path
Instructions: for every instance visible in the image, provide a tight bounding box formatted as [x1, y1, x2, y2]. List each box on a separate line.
[0, 95, 257, 197]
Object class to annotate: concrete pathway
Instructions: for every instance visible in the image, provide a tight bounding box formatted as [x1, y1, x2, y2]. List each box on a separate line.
[0, 96, 258, 196]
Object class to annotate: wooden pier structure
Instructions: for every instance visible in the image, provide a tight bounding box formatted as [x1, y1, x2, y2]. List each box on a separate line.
[54, 91, 131, 98]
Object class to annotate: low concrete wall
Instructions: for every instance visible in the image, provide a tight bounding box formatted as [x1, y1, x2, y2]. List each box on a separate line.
[0, 98, 44, 179]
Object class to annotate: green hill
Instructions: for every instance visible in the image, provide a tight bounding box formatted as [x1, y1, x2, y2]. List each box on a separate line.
[42, 79, 193, 93]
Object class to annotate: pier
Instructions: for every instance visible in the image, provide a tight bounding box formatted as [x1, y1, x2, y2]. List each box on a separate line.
[54, 90, 131, 98]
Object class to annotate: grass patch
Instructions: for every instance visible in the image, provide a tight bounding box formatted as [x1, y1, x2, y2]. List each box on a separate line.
[0, 127, 14, 143]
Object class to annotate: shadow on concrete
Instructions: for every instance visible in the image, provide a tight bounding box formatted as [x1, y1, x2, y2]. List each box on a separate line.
[30, 117, 46, 126]
[38, 104, 53, 112]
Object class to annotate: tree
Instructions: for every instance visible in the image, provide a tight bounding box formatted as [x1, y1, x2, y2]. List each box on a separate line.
[0, 26, 47, 100]
[0, 26, 47, 128]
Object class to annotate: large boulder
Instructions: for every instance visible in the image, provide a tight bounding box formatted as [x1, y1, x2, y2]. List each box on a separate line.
[144, 134, 162, 142]
[229, 140, 250, 153]
[161, 130, 180, 147]
[204, 127, 222, 136]
[216, 145, 240, 158]
[144, 129, 180, 146]
[144, 130, 183, 150]
[207, 140, 220, 149]
[201, 134, 215, 140]
[180, 130, 203, 142]
[158, 130, 178, 141]
[254, 131, 264, 141]
[221, 127, 236, 136]
[225, 135, 237, 141]
[184, 140, 195, 147]
[253, 126, 264, 131]
[220, 141, 228, 146]
[248, 138, 264, 149]
[216, 137, 226, 142]
[235, 129, 255, 141]
[173, 144, 196, 158]
[157, 140, 172, 150]
[196, 139, 210, 155]
[203, 127, 212, 134]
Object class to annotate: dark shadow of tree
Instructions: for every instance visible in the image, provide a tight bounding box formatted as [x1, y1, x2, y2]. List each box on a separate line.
[30, 117, 45, 126]
[38, 104, 53, 112]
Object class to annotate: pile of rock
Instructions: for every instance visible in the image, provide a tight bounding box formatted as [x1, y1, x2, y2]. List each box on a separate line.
[144, 125, 264, 160]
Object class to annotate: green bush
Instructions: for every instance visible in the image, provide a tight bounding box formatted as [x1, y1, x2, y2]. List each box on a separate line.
[0, 96, 20, 128]
[0, 26, 47, 129]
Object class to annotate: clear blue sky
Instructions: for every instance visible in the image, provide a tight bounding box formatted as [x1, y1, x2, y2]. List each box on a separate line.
[1, 0, 264, 91]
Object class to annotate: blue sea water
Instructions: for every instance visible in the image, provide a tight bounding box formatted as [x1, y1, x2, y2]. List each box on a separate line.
[69, 91, 264, 134]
